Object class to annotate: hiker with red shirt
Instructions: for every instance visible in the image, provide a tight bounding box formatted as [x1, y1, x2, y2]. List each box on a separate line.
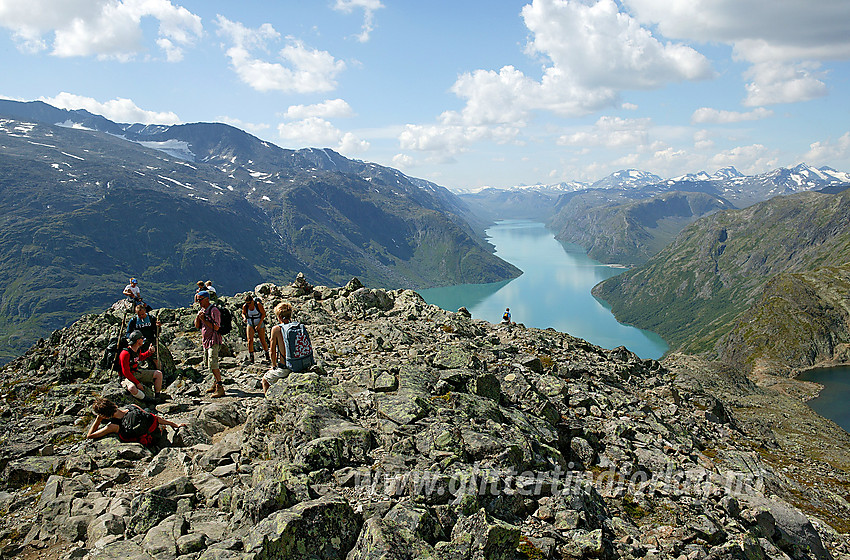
[119, 330, 164, 404]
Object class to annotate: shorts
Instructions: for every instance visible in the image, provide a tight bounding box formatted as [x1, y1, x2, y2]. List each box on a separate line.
[203, 344, 220, 370]
[263, 367, 291, 384]
[246, 317, 263, 329]
[121, 369, 158, 392]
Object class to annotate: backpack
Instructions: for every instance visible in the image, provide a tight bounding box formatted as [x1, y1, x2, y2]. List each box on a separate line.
[206, 303, 233, 336]
[118, 405, 160, 445]
[282, 322, 315, 372]
[103, 336, 130, 372]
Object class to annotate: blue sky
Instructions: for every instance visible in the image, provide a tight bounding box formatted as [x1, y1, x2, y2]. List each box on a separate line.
[1, 0, 849, 190]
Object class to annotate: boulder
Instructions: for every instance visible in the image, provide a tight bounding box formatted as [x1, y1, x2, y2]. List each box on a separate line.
[244, 495, 362, 559]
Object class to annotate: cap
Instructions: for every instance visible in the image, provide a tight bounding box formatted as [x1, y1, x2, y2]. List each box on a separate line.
[128, 330, 144, 343]
[130, 277, 137, 283]
[197, 290, 210, 300]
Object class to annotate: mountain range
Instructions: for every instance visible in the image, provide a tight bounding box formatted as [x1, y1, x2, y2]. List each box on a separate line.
[462, 162, 850, 265]
[0, 100, 520, 362]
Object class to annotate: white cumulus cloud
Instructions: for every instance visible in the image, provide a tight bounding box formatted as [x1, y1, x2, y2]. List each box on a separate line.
[332, 0, 384, 42]
[557, 116, 652, 149]
[283, 99, 355, 120]
[624, 0, 850, 105]
[0, 0, 202, 61]
[39, 92, 180, 124]
[804, 132, 850, 165]
[691, 107, 774, 124]
[398, 0, 712, 160]
[216, 16, 345, 93]
[277, 117, 369, 155]
[709, 144, 778, 174]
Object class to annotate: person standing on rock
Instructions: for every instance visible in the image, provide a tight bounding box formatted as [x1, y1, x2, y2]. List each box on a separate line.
[195, 290, 225, 398]
[205, 280, 218, 300]
[126, 304, 162, 370]
[263, 302, 314, 394]
[119, 330, 164, 404]
[242, 294, 270, 364]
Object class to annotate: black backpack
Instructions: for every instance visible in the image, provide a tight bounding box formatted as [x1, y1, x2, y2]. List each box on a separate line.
[206, 303, 233, 336]
[103, 337, 129, 372]
[118, 405, 159, 445]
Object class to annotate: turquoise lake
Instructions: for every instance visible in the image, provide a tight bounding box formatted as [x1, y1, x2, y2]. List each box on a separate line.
[797, 366, 850, 433]
[419, 220, 668, 360]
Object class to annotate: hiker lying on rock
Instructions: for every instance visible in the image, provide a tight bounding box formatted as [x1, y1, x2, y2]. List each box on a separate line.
[119, 330, 164, 404]
[86, 397, 186, 446]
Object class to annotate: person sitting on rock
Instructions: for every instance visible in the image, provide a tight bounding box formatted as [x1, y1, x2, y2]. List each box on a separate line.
[502, 308, 511, 324]
[86, 397, 185, 445]
[242, 294, 270, 364]
[123, 277, 143, 306]
[263, 302, 315, 394]
[205, 280, 217, 300]
[194, 280, 206, 305]
[119, 330, 164, 404]
[126, 304, 162, 369]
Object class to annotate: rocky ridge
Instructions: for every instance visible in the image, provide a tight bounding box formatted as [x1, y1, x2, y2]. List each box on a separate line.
[0, 277, 848, 560]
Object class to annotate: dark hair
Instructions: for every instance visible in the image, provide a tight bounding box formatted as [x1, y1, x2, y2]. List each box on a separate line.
[92, 398, 117, 418]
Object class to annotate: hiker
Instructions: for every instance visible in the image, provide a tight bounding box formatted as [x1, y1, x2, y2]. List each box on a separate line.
[126, 303, 162, 369]
[502, 308, 511, 323]
[242, 294, 270, 364]
[195, 290, 225, 398]
[263, 302, 314, 393]
[194, 281, 206, 305]
[119, 330, 164, 403]
[205, 280, 217, 299]
[123, 277, 143, 305]
[86, 397, 186, 445]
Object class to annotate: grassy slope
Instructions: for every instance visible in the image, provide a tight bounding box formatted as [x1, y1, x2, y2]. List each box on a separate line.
[594, 190, 850, 354]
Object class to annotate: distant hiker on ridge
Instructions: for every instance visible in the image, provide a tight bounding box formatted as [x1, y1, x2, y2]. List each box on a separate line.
[502, 308, 511, 324]
[195, 290, 226, 398]
[242, 293, 270, 364]
[119, 330, 164, 404]
[263, 302, 315, 394]
[205, 280, 218, 300]
[126, 303, 162, 370]
[194, 281, 206, 305]
[123, 277, 143, 306]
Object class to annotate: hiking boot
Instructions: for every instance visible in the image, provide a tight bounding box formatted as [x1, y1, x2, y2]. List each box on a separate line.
[205, 381, 217, 393]
[250, 353, 255, 364]
[211, 383, 225, 398]
[263, 351, 270, 363]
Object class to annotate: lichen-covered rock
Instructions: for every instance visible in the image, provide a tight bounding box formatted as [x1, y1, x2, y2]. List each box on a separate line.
[244, 495, 362, 559]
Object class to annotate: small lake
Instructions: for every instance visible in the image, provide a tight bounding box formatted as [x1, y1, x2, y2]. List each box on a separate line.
[797, 366, 850, 432]
[419, 220, 668, 360]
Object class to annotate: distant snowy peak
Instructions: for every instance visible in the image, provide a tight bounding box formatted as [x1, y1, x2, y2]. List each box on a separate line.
[712, 166, 743, 180]
[753, 162, 850, 193]
[509, 181, 589, 193]
[592, 169, 662, 190]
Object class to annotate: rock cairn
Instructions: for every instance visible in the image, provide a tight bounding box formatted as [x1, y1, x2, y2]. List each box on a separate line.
[0, 277, 847, 560]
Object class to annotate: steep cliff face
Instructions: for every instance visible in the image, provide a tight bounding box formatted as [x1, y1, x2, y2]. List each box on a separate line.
[0, 278, 848, 559]
[594, 189, 850, 355]
[717, 265, 850, 375]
